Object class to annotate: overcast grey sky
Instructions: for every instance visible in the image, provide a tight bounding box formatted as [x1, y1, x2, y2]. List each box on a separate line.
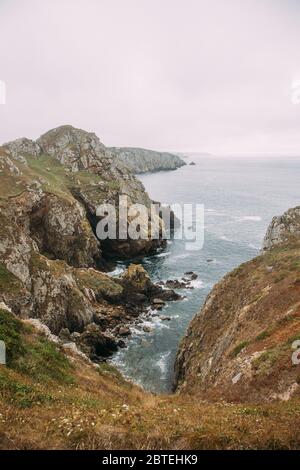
[0, 0, 299, 155]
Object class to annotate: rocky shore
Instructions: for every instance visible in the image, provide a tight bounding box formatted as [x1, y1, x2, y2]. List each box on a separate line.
[0, 125, 181, 362]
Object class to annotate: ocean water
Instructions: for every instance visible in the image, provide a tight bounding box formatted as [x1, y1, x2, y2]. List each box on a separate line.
[110, 156, 300, 393]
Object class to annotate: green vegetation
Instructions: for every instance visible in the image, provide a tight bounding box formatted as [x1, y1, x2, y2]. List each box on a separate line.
[0, 308, 74, 385]
[255, 330, 271, 341]
[0, 308, 25, 365]
[229, 341, 248, 358]
[2, 308, 300, 448]
[0, 263, 22, 293]
[252, 348, 283, 375]
[0, 370, 55, 408]
[286, 333, 300, 345]
[76, 269, 123, 299]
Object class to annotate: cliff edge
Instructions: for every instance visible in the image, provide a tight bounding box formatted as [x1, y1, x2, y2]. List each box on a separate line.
[0, 126, 178, 362]
[263, 206, 300, 250]
[175, 209, 300, 403]
[110, 147, 186, 174]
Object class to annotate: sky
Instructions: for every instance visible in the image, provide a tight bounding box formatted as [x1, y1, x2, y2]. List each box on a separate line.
[0, 0, 299, 155]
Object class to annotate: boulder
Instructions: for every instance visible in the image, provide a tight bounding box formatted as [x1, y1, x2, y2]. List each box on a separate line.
[121, 264, 153, 294]
[77, 323, 118, 359]
[118, 326, 131, 337]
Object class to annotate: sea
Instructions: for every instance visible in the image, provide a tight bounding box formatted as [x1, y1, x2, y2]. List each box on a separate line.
[110, 155, 300, 393]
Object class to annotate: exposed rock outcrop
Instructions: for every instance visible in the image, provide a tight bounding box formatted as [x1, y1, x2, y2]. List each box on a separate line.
[2, 126, 168, 261]
[175, 217, 300, 403]
[263, 206, 300, 250]
[110, 147, 186, 174]
[0, 126, 180, 361]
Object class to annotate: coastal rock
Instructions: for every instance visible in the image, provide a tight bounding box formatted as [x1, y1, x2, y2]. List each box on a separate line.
[76, 323, 118, 359]
[0, 127, 181, 364]
[119, 264, 181, 311]
[263, 206, 300, 250]
[118, 326, 131, 337]
[121, 264, 153, 294]
[184, 271, 198, 280]
[29, 193, 100, 268]
[160, 315, 171, 321]
[174, 234, 300, 403]
[110, 147, 186, 174]
[160, 272, 198, 290]
[143, 325, 152, 333]
[3, 125, 168, 262]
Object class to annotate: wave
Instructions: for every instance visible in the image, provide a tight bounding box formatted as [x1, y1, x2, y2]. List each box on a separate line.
[156, 351, 171, 376]
[170, 253, 192, 260]
[219, 234, 233, 242]
[248, 242, 260, 250]
[108, 265, 125, 277]
[189, 279, 204, 289]
[155, 251, 171, 258]
[238, 215, 262, 222]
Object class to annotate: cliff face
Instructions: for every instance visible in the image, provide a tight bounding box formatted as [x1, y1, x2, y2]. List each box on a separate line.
[263, 206, 300, 250]
[110, 147, 186, 174]
[3, 126, 166, 260]
[175, 213, 300, 403]
[0, 126, 177, 361]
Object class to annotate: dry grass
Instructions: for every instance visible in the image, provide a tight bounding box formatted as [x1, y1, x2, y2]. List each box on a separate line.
[1, 313, 300, 451]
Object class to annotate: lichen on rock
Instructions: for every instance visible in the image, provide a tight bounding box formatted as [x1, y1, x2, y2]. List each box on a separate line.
[0, 126, 180, 361]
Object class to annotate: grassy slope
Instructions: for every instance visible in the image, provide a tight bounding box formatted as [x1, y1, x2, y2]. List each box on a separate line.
[175, 240, 300, 404]
[1, 308, 300, 450]
[0, 148, 116, 203]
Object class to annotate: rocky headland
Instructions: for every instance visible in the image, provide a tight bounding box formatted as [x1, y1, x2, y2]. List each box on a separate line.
[110, 147, 186, 174]
[0, 126, 180, 361]
[263, 206, 300, 250]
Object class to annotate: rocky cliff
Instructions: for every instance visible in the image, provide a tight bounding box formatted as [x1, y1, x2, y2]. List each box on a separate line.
[175, 210, 300, 403]
[110, 147, 186, 174]
[263, 206, 300, 250]
[0, 126, 179, 361]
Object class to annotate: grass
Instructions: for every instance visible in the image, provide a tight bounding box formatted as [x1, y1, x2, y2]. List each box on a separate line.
[0, 263, 22, 294]
[1, 309, 300, 449]
[75, 268, 123, 299]
[0, 308, 74, 385]
[229, 341, 249, 358]
[252, 348, 283, 375]
[0, 308, 25, 365]
[255, 330, 271, 341]
[0, 150, 117, 205]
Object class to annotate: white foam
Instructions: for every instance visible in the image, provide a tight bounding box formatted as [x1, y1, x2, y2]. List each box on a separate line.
[171, 253, 191, 260]
[248, 243, 260, 250]
[155, 251, 171, 258]
[108, 266, 125, 277]
[189, 279, 204, 289]
[157, 351, 171, 375]
[239, 216, 262, 222]
[219, 235, 233, 242]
